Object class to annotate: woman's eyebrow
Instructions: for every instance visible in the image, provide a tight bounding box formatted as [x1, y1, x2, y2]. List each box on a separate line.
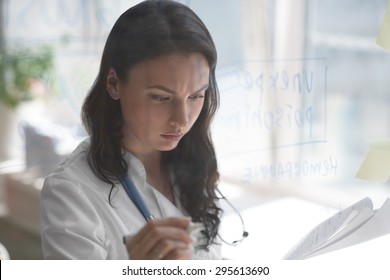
[145, 84, 209, 94]
[193, 84, 209, 94]
[145, 85, 176, 94]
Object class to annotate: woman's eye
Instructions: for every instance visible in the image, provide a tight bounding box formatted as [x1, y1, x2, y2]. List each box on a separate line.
[189, 94, 205, 100]
[151, 95, 170, 102]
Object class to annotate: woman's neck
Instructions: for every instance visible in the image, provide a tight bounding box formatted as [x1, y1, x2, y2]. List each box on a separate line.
[121, 139, 162, 173]
[125, 147, 174, 203]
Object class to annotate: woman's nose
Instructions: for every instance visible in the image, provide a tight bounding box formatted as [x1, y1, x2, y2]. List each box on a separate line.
[169, 102, 189, 129]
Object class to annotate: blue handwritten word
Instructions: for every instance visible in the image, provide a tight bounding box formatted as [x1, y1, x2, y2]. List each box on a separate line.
[241, 157, 338, 184]
[214, 104, 314, 137]
[217, 60, 324, 96]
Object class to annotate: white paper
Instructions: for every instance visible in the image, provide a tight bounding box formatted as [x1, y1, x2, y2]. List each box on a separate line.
[285, 197, 390, 260]
[314, 198, 390, 255]
[283, 197, 373, 260]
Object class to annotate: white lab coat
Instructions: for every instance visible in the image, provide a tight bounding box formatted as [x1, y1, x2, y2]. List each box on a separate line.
[40, 139, 221, 260]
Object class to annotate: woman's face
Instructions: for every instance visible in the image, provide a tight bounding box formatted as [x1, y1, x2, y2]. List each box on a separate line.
[111, 53, 210, 156]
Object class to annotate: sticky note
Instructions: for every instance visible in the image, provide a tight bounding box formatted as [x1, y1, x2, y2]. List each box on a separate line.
[377, 0, 390, 52]
[356, 139, 390, 183]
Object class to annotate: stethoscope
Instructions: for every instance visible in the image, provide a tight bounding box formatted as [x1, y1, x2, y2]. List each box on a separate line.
[120, 175, 248, 246]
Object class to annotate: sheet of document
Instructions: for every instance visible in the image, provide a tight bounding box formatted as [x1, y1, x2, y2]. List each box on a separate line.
[304, 206, 374, 258]
[311, 198, 390, 256]
[283, 197, 373, 260]
[307, 232, 390, 263]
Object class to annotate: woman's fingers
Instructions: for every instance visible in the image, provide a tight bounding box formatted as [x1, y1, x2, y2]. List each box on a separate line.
[128, 217, 192, 250]
[125, 217, 194, 260]
[151, 240, 191, 260]
[128, 216, 191, 244]
[140, 221, 193, 253]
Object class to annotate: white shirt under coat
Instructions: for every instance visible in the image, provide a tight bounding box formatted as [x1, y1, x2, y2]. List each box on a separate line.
[40, 139, 221, 259]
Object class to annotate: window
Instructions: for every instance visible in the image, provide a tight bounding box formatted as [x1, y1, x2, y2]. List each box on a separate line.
[1, 0, 389, 207]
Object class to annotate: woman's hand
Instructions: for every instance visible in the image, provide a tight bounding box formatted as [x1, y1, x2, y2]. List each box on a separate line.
[125, 217, 194, 260]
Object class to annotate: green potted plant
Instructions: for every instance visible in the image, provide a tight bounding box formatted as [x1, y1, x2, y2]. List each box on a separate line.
[0, 46, 55, 160]
[0, 46, 54, 109]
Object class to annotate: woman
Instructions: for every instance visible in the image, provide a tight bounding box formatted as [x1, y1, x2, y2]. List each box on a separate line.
[40, 0, 222, 259]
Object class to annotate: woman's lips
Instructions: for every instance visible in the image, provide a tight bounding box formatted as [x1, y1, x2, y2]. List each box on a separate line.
[161, 133, 184, 141]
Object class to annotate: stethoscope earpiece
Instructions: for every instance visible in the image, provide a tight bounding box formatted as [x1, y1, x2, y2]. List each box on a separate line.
[217, 189, 248, 246]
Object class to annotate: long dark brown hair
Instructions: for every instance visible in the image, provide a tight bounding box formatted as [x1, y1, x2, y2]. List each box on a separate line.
[82, 0, 221, 249]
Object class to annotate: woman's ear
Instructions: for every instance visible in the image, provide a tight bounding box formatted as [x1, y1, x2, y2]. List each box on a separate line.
[106, 68, 120, 100]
